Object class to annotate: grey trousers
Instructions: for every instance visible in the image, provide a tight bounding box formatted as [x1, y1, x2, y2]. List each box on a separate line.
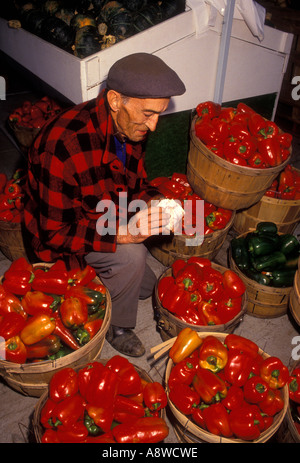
[85, 243, 157, 328]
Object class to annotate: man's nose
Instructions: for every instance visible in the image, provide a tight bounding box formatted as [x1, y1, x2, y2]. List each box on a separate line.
[145, 114, 159, 132]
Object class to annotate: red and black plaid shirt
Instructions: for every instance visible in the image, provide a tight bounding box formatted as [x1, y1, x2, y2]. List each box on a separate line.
[23, 89, 160, 268]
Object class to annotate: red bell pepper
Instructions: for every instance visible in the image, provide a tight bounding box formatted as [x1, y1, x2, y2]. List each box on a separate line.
[68, 265, 96, 286]
[220, 106, 236, 122]
[5, 335, 27, 363]
[169, 382, 200, 414]
[259, 120, 279, 139]
[32, 260, 70, 295]
[243, 375, 269, 404]
[221, 385, 245, 410]
[224, 351, 255, 387]
[205, 210, 229, 230]
[161, 282, 190, 315]
[198, 335, 228, 373]
[222, 270, 246, 298]
[52, 311, 80, 351]
[78, 361, 104, 398]
[41, 429, 61, 443]
[225, 333, 259, 359]
[195, 117, 229, 145]
[26, 334, 61, 359]
[56, 421, 88, 443]
[198, 267, 223, 302]
[169, 327, 203, 363]
[202, 402, 233, 437]
[278, 184, 296, 200]
[49, 367, 79, 402]
[20, 313, 56, 345]
[22, 291, 60, 316]
[85, 364, 119, 408]
[193, 368, 227, 404]
[168, 355, 199, 388]
[236, 102, 257, 115]
[191, 404, 209, 428]
[175, 262, 201, 291]
[59, 297, 88, 330]
[64, 285, 105, 315]
[106, 355, 142, 395]
[178, 305, 207, 326]
[114, 395, 145, 419]
[79, 318, 103, 342]
[157, 276, 175, 303]
[257, 137, 282, 167]
[199, 299, 222, 326]
[51, 393, 85, 428]
[171, 259, 187, 278]
[0, 312, 26, 340]
[289, 367, 300, 404]
[112, 417, 169, 443]
[196, 101, 221, 120]
[0, 285, 27, 319]
[206, 143, 224, 159]
[217, 295, 242, 324]
[229, 404, 263, 440]
[258, 388, 284, 416]
[259, 356, 289, 389]
[3, 260, 34, 296]
[247, 151, 266, 168]
[143, 382, 167, 411]
[40, 398, 59, 429]
[85, 403, 114, 433]
[224, 151, 248, 166]
[187, 256, 212, 269]
[248, 113, 266, 137]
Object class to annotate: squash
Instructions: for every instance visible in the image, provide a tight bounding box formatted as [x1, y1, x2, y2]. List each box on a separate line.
[160, 0, 186, 20]
[55, 7, 75, 25]
[122, 0, 147, 11]
[42, 16, 75, 51]
[43, 0, 62, 16]
[73, 25, 101, 58]
[73, 0, 94, 13]
[132, 5, 159, 33]
[70, 12, 97, 30]
[105, 8, 132, 37]
[22, 9, 48, 36]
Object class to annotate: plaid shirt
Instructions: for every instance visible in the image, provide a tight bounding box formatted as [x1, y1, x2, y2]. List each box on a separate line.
[23, 89, 160, 268]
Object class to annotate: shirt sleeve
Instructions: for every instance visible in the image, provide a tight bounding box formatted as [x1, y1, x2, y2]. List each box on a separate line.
[37, 146, 117, 257]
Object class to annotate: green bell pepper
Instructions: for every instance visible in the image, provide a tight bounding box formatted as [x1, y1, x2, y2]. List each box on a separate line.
[270, 269, 295, 287]
[255, 222, 278, 235]
[252, 251, 287, 272]
[279, 234, 300, 256]
[244, 268, 271, 286]
[248, 235, 279, 257]
[231, 237, 250, 271]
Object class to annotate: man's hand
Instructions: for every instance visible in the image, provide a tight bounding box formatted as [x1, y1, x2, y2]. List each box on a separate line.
[117, 206, 170, 244]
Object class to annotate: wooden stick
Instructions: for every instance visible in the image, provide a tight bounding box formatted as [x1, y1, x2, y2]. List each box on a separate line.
[150, 337, 175, 355]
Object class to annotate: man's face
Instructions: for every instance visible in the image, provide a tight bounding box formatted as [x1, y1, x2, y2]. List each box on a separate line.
[108, 91, 170, 142]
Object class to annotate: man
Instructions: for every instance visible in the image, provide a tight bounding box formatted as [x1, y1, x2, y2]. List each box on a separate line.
[22, 52, 186, 357]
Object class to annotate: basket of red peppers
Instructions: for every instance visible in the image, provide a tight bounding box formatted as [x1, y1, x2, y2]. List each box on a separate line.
[147, 172, 234, 266]
[8, 96, 62, 149]
[194, 101, 292, 168]
[164, 329, 289, 443]
[33, 356, 169, 443]
[0, 257, 111, 397]
[155, 257, 247, 339]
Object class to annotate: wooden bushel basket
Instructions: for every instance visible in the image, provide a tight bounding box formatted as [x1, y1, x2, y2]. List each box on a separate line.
[229, 238, 293, 318]
[147, 211, 235, 267]
[234, 188, 300, 236]
[187, 116, 291, 211]
[32, 362, 159, 443]
[0, 220, 27, 261]
[0, 263, 112, 397]
[153, 263, 247, 341]
[289, 270, 300, 327]
[165, 332, 289, 443]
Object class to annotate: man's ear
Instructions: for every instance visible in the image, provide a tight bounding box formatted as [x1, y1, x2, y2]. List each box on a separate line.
[107, 90, 122, 112]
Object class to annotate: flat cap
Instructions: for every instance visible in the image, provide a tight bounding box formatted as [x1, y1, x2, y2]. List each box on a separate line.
[106, 52, 186, 98]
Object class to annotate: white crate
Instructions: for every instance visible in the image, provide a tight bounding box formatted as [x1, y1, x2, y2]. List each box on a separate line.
[0, 2, 293, 113]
